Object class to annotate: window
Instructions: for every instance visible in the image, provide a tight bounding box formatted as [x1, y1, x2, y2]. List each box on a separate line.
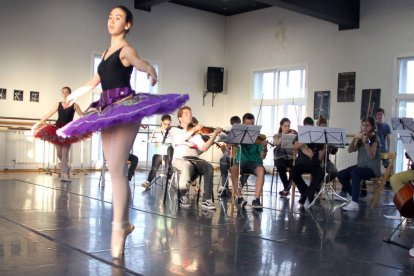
[90, 54, 159, 165]
[395, 57, 414, 172]
[252, 67, 307, 166]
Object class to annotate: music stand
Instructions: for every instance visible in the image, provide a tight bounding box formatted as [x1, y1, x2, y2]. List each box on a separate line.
[281, 133, 296, 149]
[144, 129, 171, 191]
[391, 117, 414, 131]
[225, 124, 261, 211]
[397, 129, 414, 145]
[297, 126, 347, 208]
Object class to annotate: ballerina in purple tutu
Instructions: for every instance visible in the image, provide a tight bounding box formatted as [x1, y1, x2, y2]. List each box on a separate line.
[57, 5, 188, 259]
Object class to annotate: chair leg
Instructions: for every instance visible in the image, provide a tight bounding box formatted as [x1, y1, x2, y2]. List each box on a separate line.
[271, 167, 275, 193]
[371, 177, 387, 208]
[291, 182, 295, 202]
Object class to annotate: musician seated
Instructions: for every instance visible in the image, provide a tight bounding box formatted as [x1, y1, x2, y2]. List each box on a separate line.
[337, 116, 381, 211]
[230, 113, 267, 210]
[170, 106, 222, 210]
[291, 117, 325, 209]
[219, 115, 248, 197]
[316, 116, 338, 186]
[273, 118, 297, 197]
[142, 114, 173, 188]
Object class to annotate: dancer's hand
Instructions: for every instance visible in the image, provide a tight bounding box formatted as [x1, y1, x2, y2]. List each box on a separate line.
[31, 121, 43, 134]
[64, 94, 76, 107]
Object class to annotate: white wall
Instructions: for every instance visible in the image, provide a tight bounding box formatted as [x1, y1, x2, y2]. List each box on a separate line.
[224, 0, 414, 134]
[0, 0, 226, 121]
[1, 0, 414, 168]
[0, 0, 226, 168]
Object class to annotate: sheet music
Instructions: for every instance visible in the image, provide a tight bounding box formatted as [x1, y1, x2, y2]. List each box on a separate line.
[280, 134, 296, 149]
[225, 124, 261, 145]
[298, 126, 346, 145]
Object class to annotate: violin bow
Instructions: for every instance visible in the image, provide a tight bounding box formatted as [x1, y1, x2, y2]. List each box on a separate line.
[255, 92, 264, 125]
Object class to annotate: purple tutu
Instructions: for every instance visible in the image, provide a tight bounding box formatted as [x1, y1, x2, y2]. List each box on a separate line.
[57, 87, 189, 138]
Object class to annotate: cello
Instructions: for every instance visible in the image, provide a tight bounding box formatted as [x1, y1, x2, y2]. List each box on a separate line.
[393, 180, 414, 218]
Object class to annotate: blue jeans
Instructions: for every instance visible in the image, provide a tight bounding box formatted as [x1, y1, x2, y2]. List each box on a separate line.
[337, 165, 375, 202]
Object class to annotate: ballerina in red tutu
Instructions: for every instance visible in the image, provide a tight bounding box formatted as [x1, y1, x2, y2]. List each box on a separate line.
[56, 6, 188, 259]
[32, 86, 84, 182]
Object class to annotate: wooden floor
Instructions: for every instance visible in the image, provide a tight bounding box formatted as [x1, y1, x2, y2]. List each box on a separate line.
[0, 171, 412, 275]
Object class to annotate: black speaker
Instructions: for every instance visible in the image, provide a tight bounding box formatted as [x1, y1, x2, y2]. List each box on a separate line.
[207, 67, 224, 93]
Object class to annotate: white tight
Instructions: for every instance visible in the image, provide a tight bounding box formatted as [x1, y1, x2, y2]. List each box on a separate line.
[101, 122, 140, 224]
[55, 144, 71, 174]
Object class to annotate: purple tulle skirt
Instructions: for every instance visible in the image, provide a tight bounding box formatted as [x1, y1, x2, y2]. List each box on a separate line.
[57, 87, 189, 138]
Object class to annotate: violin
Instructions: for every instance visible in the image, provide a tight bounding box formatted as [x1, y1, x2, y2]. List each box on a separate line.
[255, 134, 267, 144]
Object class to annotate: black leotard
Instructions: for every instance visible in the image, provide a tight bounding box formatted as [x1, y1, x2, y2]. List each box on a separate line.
[98, 47, 133, 91]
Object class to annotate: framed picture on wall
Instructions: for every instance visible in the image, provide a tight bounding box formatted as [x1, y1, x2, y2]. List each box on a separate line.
[337, 72, 356, 102]
[360, 89, 381, 119]
[313, 91, 331, 120]
[0, 88, 6, 100]
[30, 91, 39, 102]
[13, 90, 23, 101]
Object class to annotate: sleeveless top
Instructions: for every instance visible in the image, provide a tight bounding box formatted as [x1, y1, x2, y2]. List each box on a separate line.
[357, 135, 381, 177]
[56, 102, 75, 127]
[98, 47, 133, 91]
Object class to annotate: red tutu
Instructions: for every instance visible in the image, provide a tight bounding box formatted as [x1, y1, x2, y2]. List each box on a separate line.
[33, 124, 91, 145]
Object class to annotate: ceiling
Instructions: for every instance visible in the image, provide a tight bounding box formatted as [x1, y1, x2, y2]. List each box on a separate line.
[134, 0, 360, 30]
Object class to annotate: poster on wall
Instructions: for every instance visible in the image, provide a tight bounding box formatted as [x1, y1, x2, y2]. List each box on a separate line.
[337, 72, 356, 102]
[313, 91, 331, 120]
[13, 90, 23, 101]
[360, 89, 381, 119]
[30, 91, 39, 102]
[0, 88, 6, 100]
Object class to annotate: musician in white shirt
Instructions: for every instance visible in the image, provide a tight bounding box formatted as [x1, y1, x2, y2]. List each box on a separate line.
[170, 106, 222, 210]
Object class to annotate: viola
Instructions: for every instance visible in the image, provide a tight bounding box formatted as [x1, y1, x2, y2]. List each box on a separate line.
[393, 181, 414, 218]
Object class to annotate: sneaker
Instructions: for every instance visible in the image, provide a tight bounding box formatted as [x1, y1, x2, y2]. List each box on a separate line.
[237, 196, 247, 209]
[279, 190, 289, 197]
[201, 199, 216, 210]
[251, 198, 263, 210]
[179, 196, 191, 208]
[334, 191, 349, 201]
[342, 200, 359, 211]
[141, 181, 150, 188]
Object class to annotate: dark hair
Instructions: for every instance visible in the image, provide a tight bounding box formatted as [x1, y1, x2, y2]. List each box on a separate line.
[317, 115, 327, 126]
[112, 6, 133, 33]
[242, 113, 255, 123]
[362, 116, 376, 130]
[230, 116, 241, 125]
[62, 86, 71, 94]
[278, 118, 291, 133]
[375, 107, 385, 115]
[191, 117, 198, 125]
[303, 117, 314, 126]
[161, 114, 171, 121]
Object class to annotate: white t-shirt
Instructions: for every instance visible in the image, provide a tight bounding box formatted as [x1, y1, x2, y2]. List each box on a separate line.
[170, 127, 205, 159]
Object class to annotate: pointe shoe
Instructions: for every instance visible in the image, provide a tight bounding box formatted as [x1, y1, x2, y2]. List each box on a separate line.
[60, 173, 71, 182]
[111, 221, 135, 258]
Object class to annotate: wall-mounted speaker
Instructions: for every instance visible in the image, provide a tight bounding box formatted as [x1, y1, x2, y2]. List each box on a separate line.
[207, 67, 224, 93]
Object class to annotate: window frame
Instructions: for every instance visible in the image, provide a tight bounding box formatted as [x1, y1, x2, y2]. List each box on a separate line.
[251, 64, 308, 166]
